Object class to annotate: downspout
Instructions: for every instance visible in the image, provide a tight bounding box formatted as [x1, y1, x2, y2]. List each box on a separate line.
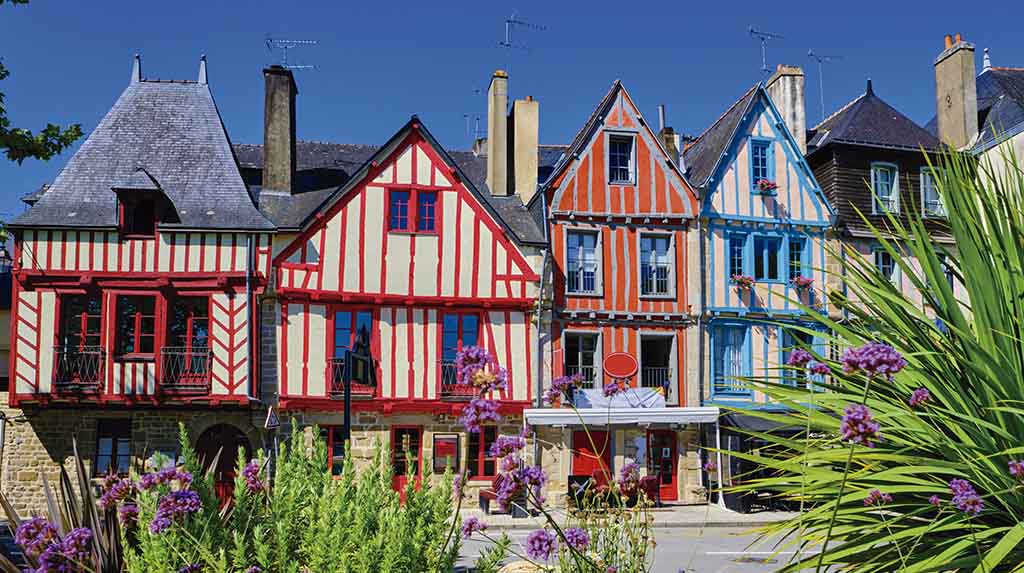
[246, 233, 256, 401]
[533, 192, 550, 468]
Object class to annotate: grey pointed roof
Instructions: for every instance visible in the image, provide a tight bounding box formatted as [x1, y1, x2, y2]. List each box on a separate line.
[808, 81, 942, 155]
[682, 85, 757, 187]
[12, 78, 273, 231]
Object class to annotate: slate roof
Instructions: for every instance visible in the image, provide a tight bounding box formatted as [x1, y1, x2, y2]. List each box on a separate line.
[682, 85, 757, 187]
[12, 79, 273, 231]
[808, 80, 942, 155]
[925, 67, 1024, 151]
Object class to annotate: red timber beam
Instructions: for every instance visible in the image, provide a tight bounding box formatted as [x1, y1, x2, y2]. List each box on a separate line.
[276, 288, 536, 311]
[277, 397, 531, 416]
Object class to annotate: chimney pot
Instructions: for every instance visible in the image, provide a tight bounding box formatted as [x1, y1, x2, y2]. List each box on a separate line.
[198, 55, 208, 85]
[130, 54, 141, 85]
[944, 34, 953, 49]
[955, 32, 962, 43]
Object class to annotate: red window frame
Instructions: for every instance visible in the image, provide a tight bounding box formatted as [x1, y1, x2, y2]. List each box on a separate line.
[57, 293, 102, 351]
[387, 188, 438, 234]
[115, 295, 157, 358]
[118, 197, 157, 238]
[320, 426, 347, 477]
[167, 296, 209, 353]
[467, 425, 498, 480]
[441, 312, 481, 362]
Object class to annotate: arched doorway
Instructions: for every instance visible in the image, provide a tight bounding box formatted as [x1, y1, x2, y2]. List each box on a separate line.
[195, 423, 251, 505]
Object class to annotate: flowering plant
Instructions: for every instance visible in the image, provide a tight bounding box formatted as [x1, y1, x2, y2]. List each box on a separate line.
[756, 179, 778, 193]
[730, 274, 755, 289]
[790, 275, 814, 290]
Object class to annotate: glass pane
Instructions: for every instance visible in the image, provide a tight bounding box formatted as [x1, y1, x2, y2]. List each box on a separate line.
[442, 314, 459, 361]
[462, 315, 479, 348]
[467, 431, 480, 478]
[390, 191, 410, 230]
[433, 435, 459, 474]
[417, 192, 437, 232]
[766, 239, 779, 280]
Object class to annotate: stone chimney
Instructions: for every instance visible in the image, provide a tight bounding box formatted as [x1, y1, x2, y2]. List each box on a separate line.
[263, 65, 298, 194]
[657, 104, 680, 167]
[486, 70, 509, 196]
[765, 65, 806, 154]
[509, 96, 539, 204]
[935, 33, 978, 149]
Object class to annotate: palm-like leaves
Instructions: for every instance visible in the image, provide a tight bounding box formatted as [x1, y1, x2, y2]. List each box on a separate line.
[732, 148, 1024, 572]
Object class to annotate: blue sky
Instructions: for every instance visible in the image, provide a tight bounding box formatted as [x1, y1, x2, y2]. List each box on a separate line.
[1, 0, 1019, 218]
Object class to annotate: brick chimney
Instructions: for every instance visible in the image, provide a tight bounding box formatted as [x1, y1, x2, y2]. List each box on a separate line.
[935, 33, 978, 149]
[509, 96, 539, 204]
[657, 104, 680, 167]
[765, 65, 806, 154]
[263, 65, 298, 194]
[486, 70, 509, 196]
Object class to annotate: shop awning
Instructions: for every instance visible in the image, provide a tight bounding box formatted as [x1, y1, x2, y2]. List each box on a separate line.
[523, 406, 720, 427]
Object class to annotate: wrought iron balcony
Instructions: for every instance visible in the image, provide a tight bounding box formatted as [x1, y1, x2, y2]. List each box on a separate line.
[439, 360, 476, 400]
[53, 346, 105, 392]
[328, 357, 377, 398]
[640, 366, 672, 391]
[565, 365, 598, 386]
[160, 346, 211, 394]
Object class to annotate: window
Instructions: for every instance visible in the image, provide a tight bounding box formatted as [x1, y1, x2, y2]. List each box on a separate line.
[781, 329, 814, 386]
[871, 163, 899, 213]
[58, 294, 102, 351]
[120, 198, 156, 237]
[566, 230, 599, 294]
[389, 189, 438, 233]
[873, 248, 896, 283]
[96, 419, 131, 475]
[788, 238, 806, 282]
[432, 434, 460, 474]
[921, 168, 945, 217]
[115, 295, 156, 356]
[320, 426, 347, 476]
[608, 135, 634, 183]
[750, 140, 772, 187]
[467, 426, 497, 479]
[937, 253, 955, 290]
[753, 236, 782, 281]
[565, 332, 599, 388]
[442, 313, 480, 364]
[728, 234, 746, 277]
[334, 311, 374, 358]
[712, 325, 749, 395]
[167, 297, 208, 351]
[640, 235, 673, 296]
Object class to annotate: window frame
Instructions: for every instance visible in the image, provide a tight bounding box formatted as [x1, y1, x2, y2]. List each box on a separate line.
[95, 419, 132, 476]
[118, 196, 157, 239]
[749, 137, 776, 193]
[710, 323, 751, 397]
[387, 188, 440, 234]
[873, 246, 897, 284]
[638, 232, 675, 298]
[114, 294, 158, 359]
[780, 328, 816, 387]
[332, 309, 376, 359]
[752, 234, 783, 283]
[727, 233, 747, 278]
[920, 167, 945, 218]
[57, 293, 103, 352]
[467, 425, 498, 481]
[441, 312, 482, 364]
[563, 330, 601, 389]
[788, 236, 807, 282]
[564, 228, 601, 296]
[166, 295, 210, 354]
[871, 162, 900, 214]
[320, 425, 348, 477]
[607, 133, 636, 185]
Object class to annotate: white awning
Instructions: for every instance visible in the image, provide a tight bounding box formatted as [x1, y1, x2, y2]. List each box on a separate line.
[523, 406, 720, 427]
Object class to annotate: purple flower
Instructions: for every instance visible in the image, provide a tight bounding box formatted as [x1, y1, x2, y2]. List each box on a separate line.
[949, 479, 984, 516]
[99, 477, 135, 509]
[602, 382, 623, 398]
[929, 495, 941, 506]
[119, 503, 140, 527]
[495, 475, 522, 511]
[243, 459, 265, 493]
[150, 490, 202, 534]
[840, 404, 882, 447]
[863, 489, 893, 506]
[618, 462, 641, 491]
[459, 398, 502, 433]
[703, 460, 717, 472]
[14, 517, 59, 559]
[607, 567, 619, 573]
[563, 527, 590, 551]
[461, 517, 488, 539]
[808, 361, 830, 375]
[455, 346, 500, 388]
[909, 387, 931, 408]
[489, 434, 526, 458]
[453, 472, 465, 498]
[178, 564, 203, 573]
[840, 342, 907, 379]
[545, 373, 584, 406]
[138, 467, 192, 491]
[787, 348, 813, 367]
[245, 567, 262, 573]
[37, 543, 74, 573]
[1009, 460, 1024, 480]
[525, 530, 557, 561]
[500, 455, 521, 474]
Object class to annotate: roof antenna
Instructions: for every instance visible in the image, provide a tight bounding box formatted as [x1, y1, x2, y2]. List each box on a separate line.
[808, 50, 843, 121]
[749, 26, 784, 74]
[265, 35, 318, 70]
[499, 12, 546, 81]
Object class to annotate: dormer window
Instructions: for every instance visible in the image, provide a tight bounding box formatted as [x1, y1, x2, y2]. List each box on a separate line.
[608, 134, 635, 184]
[388, 189, 437, 233]
[119, 197, 157, 237]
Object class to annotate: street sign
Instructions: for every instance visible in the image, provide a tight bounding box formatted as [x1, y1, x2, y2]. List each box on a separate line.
[264, 405, 280, 430]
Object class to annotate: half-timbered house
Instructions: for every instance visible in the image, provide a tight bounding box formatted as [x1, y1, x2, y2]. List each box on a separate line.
[3, 56, 274, 511]
[524, 82, 718, 505]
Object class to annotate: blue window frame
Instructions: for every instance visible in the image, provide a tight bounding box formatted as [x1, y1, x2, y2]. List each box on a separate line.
[640, 234, 673, 296]
[728, 233, 746, 277]
[788, 237, 806, 282]
[712, 324, 750, 396]
[566, 230, 599, 294]
[873, 247, 896, 283]
[871, 163, 899, 213]
[753, 236, 782, 281]
[780, 328, 814, 387]
[750, 139, 774, 191]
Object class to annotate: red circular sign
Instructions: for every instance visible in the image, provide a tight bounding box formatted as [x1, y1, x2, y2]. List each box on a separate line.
[603, 352, 638, 380]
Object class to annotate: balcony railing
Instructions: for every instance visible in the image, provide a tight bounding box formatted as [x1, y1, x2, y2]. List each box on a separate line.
[160, 346, 211, 394]
[54, 346, 105, 392]
[328, 357, 377, 398]
[565, 365, 598, 387]
[640, 366, 672, 391]
[440, 360, 476, 400]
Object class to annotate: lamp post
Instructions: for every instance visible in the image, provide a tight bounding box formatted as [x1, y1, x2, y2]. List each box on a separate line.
[342, 325, 377, 447]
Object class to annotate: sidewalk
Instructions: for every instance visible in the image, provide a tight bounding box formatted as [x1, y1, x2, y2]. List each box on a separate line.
[460, 503, 797, 530]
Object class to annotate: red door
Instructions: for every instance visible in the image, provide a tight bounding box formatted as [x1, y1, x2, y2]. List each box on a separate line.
[195, 424, 251, 507]
[391, 427, 422, 495]
[572, 430, 612, 487]
[647, 430, 678, 501]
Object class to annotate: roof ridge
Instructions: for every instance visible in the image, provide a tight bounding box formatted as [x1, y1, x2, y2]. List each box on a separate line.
[993, 66, 1024, 71]
[688, 84, 757, 146]
[810, 92, 867, 131]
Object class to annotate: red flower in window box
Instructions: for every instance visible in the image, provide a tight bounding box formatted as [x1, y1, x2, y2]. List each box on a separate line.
[790, 275, 814, 290]
[756, 179, 779, 192]
[731, 274, 755, 289]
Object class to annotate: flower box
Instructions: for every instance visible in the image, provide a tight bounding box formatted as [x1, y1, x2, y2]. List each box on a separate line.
[755, 179, 779, 194]
[731, 274, 755, 289]
[790, 275, 814, 290]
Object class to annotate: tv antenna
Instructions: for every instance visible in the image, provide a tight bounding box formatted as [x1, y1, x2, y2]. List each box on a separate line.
[500, 12, 546, 52]
[808, 50, 843, 121]
[265, 36, 318, 70]
[749, 26, 784, 73]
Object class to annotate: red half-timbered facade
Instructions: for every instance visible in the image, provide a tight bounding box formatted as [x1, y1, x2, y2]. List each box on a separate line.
[272, 118, 541, 414]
